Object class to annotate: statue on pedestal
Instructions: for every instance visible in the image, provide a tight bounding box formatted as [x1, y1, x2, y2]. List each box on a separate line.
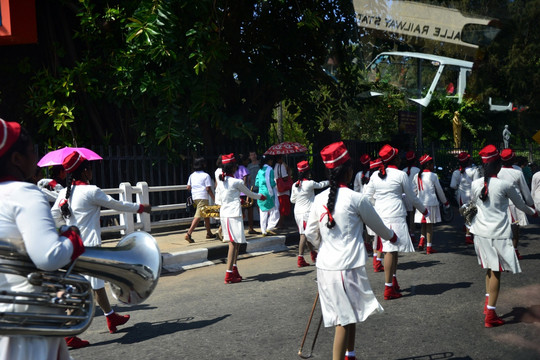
[502, 125, 511, 148]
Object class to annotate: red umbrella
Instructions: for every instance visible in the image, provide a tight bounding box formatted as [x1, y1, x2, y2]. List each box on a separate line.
[264, 142, 308, 155]
[37, 147, 103, 167]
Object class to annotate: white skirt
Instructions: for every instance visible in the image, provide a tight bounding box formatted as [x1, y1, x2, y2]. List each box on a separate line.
[294, 211, 309, 235]
[221, 216, 247, 244]
[474, 235, 521, 274]
[414, 205, 441, 224]
[0, 336, 72, 360]
[381, 217, 415, 253]
[317, 267, 383, 327]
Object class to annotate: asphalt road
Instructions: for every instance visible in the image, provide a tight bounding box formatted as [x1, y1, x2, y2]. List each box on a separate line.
[71, 212, 540, 360]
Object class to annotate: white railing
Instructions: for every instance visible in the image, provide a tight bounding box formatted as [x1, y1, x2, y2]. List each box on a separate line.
[100, 182, 193, 235]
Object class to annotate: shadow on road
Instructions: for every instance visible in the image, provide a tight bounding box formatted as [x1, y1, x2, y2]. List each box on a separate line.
[408, 282, 473, 296]
[246, 269, 314, 283]
[396, 353, 471, 360]
[503, 305, 540, 324]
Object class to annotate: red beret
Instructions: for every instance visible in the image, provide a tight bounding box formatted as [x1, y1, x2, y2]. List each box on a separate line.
[405, 151, 416, 161]
[479, 145, 500, 164]
[221, 153, 236, 164]
[0, 119, 21, 158]
[370, 158, 383, 170]
[360, 154, 371, 165]
[320, 141, 350, 169]
[62, 151, 87, 173]
[379, 144, 398, 163]
[419, 154, 433, 165]
[297, 160, 309, 172]
[500, 148, 514, 162]
[457, 152, 470, 162]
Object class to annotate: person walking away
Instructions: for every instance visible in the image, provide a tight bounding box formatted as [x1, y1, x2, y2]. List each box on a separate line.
[51, 151, 151, 334]
[274, 154, 292, 229]
[255, 155, 280, 235]
[532, 170, 540, 210]
[367, 158, 385, 272]
[234, 154, 256, 234]
[217, 154, 265, 283]
[0, 119, 88, 356]
[497, 148, 534, 259]
[353, 154, 374, 255]
[364, 144, 428, 300]
[412, 154, 450, 254]
[402, 151, 420, 243]
[305, 141, 397, 360]
[185, 157, 216, 243]
[450, 151, 480, 244]
[247, 151, 261, 234]
[290, 160, 328, 267]
[469, 145, 537, 327]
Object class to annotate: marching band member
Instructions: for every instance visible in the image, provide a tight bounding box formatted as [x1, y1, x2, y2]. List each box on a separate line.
[450, 152, 480, 244]
[364, 144, 428, 300]
[469, 145, 537, 327]
[51, 151, 151, 334]
[412, 154, 449, 254]
[353, 154, 371, 193]
[497, 148, 534, 259]
[305, 141, 396, 360]
[255, 155, 280, 236]
[402, 151, 420, 242]
[290, 160, 329, 267]
[368, 158, 385, 272]
[216, 154, 265, 284]
[0, 119, 86, 358]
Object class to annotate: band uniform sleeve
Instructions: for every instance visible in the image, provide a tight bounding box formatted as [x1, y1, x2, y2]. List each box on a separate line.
[357, 195, 394, 240]
[433, 174, 448, 204]
[304, 202, 321, 249]
[401, 172, 426, 213]
[236, 182, 262, 200]
[506, 183, 536, 216]
[91, 187, 141, 213]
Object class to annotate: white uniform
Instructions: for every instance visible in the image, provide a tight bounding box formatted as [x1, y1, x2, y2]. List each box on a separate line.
[216, 176, 261, 243]
[450, 167, 480, 205]
[364, 167, 427, 252]
[52, 183, 141, 289]
[412, 170, 447, 223]
[532, 171, 540, 210]
[470, 177, 536, 273]
[498, 166, 534, 226]
[0, 180, 76, 360]
[305, 187, 394, 327]
[353, 170, 370, 193]
[402, 166, 420, 211]
[290, 179, 329, 234]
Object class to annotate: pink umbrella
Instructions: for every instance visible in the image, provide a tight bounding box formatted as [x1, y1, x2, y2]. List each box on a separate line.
[37, 147, 103, 167]
[264, 141, 308, 155]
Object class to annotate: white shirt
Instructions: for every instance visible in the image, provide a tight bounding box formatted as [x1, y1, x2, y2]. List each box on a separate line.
[52, 184, 140, 247]
[216, 176, 261, 217]
[274, 162, 290, 196]
[188, 171, 213, 200]
[498, 167, 533, 206]
[290, 179, 329, 215]
[450, 167, 480, 205]
[305, 187, 394, 270]
[470, 177, 536, 239]
[353, 170, 370, 193]
[412, 171, 447, 206]
[364, 167, 426, 219]
[532, 172, 540, 209]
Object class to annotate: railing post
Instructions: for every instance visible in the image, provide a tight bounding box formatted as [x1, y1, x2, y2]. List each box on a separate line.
[119, 182, 134, 234]
[136, 181, 151, 232]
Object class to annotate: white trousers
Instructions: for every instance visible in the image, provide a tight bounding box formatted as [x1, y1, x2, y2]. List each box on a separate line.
[259, 207, 280, 234]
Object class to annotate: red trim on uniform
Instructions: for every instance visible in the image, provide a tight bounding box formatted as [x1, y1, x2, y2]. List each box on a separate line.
[137, 204, 144, 213]
[320, 205, 334, 224]
[226, 218, 235, 243]
[61, 229, 85, 261]
[338, 183, 348, 188]
[72, 180, 89, 186]
[387, 165, 398, 169]
[48, 180, 58, 188]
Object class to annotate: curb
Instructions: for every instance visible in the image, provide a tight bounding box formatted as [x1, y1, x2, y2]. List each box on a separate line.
[161, 232, 299, 273]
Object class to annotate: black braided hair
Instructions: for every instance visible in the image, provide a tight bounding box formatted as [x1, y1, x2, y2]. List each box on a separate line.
[295, 169, 310, 188]
[325, 159, 352, 229]
[459, 158, 469, 174]
[417, 159, 432, 188]
[378, 155, 399, 179]
[479, 158, 501, 202]
[60, 160, 90, 219]
[360, 163, 370, 185]
[219, 161, 236, 181]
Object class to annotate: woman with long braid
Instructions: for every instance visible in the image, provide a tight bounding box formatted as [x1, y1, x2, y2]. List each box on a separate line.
[364, 144, 428, 300]
[470, 145, 536, 327]
[290, 160, 328, 267]
[52, 151, 151, 334]
[305, 142, 396, 360]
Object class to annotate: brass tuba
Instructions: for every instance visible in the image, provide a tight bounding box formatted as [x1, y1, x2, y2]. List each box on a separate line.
[0, 231, 161, 336]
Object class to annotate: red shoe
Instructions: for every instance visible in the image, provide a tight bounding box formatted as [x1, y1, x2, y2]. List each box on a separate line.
[310, 251, 317, 263]
[345, 356, 357, 360]
[106, 312, 130, 333]
[297, 256, 311, 267]
[418, 236, 425, 251]
[485, 309, 505, 328]
[426, 246, 438, 254]
[65, 336, 90, 349]
[224, 271, 241, 284]
[392, 277, 400, 292]
[484, 296, 489, 314]
[232, 265, 243, 280]
[515, 249, 523, 260]
[465, 234, 474, 244]
[384, 286, 402, 300]
[373, 259, 384, 273]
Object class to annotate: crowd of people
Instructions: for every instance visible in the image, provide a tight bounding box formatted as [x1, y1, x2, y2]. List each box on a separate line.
[1, 114, 539, 360]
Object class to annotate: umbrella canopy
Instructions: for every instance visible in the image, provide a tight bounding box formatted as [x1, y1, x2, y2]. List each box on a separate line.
[37, 147, 103, 167]
[264, 142, 308, 155]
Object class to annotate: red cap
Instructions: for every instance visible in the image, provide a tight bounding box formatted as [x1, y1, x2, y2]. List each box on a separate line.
[221, 153, 236, 164]
[360, 154, 371, 165]
[379, 144, 398, 163]
[297, 160, 309, 172]
[500, 148, 514, 162]
[457, 152, 470, 162]
[479, 145, 499, 163]
[419, 154, 433, 165]
[62, 151, 87, 173]
[0, 119, 21, 158]
[370, 158, 383, 170]
[320, 141, 350, 169]
[405, 151, 416, 161]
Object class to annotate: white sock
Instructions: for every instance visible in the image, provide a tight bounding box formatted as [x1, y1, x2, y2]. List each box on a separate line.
[427, 243, 432, 247]
[226, 270, 233, 273]
[385, 282, 393, 287]
[393, 274, 397, 278]
[377, 258, 383, 261]
[487, 305, 496, 310]
[233, 264, 238, 268]
[105, 310, 114, 316]
[485, 293, 489, 298]
[345, 350, 356, 357]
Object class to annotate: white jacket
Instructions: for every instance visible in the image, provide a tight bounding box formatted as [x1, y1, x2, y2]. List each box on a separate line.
[498, 167, 533, 206]
[412, 171, 447, 207]
[216, 176, 261, 217]
[450, 167, 480, 205]
[290, 179, 329, 215]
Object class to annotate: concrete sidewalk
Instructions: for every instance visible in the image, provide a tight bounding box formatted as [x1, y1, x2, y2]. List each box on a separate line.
[102, 223, 300, 273]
